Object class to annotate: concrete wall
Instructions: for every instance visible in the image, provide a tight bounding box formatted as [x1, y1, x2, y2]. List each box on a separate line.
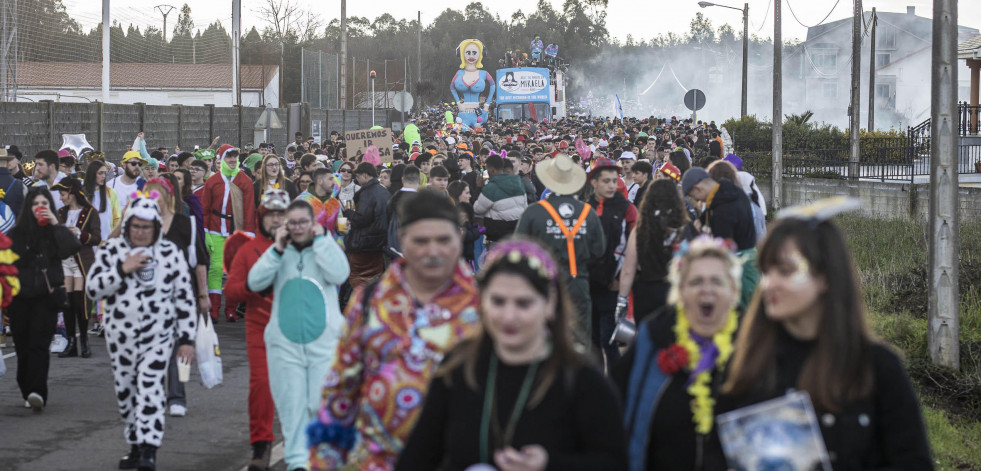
[756, 178, 981, 221]
[0, 101, 391, 161]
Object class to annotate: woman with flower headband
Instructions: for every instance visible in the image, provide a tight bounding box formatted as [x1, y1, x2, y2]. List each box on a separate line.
[397, 237, 627, 471]
[719, 198, 932, 469]
[611, 235, 741, 470]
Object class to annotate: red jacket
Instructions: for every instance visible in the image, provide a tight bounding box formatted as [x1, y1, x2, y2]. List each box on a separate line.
[224, 233, 274, 327]
[200, 171, 256, 235]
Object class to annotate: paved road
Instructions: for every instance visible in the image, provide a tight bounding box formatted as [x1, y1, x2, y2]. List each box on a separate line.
[0, 319, 290, 471]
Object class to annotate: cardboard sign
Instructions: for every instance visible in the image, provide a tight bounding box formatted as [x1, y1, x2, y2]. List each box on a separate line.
[344, 128, 394, 163]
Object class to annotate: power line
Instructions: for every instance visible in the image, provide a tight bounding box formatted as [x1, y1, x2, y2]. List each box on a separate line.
[785, 0, 842, 29]
[752, 0, 773, 33]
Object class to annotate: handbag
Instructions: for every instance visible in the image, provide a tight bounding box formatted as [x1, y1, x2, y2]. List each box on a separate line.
[194, 315, 223, 388]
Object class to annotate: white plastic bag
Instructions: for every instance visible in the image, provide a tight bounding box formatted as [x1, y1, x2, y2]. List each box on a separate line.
[194, 315, 223, 388]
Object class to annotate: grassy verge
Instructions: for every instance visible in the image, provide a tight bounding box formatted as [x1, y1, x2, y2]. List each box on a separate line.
[838, 215, 981, 470]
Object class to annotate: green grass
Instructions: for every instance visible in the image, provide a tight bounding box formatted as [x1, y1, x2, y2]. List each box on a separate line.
[838, 215, 981, 470]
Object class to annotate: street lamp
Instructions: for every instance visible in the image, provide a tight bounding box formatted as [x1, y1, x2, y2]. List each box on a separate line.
[369, 70, 377, 127]
[698, 1, 749, 118]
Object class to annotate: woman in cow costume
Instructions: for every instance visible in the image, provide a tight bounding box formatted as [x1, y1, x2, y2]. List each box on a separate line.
[86, 191, 197, 471]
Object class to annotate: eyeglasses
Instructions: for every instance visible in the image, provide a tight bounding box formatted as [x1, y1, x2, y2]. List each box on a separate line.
[287, 219, 311, 228]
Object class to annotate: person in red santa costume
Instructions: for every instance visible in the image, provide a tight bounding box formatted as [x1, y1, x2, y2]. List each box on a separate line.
[200, 144, 255, 322]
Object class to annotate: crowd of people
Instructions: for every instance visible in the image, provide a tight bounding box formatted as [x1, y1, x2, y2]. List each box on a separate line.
[0, 111, 933, 471]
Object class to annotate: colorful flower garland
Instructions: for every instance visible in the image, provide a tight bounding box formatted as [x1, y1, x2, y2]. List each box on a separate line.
[668, 305, 738, 435]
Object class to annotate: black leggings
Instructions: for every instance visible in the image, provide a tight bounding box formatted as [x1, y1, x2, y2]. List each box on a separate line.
[63, 290, 88, 340]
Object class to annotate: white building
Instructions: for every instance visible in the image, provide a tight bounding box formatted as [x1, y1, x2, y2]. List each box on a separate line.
[795, 6, 978, 129]
[14, 62, 279, 107]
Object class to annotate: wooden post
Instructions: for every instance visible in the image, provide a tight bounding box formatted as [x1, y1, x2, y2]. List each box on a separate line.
[176, 105, 184, 150]
[206, 104, 215, 143]
[97, 101, 104, 152]
[928, 0, 959, 370]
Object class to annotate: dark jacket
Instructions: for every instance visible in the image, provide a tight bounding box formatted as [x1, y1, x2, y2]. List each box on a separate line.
[252, 178, 299, 207]
[13, 223, 81, 299]
[0, 167, 27, 221]
[610, 306, 728, 471]
[716, 327, 934, 471]
[514, 194, 605, 280]
[344, 178, 391, 253]
[701, 179, 757, 251]
[384, 188, 416, 259]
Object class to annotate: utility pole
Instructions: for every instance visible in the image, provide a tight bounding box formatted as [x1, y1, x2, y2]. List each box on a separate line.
[771, 0, 782, 211]
[868, 8, 876, 131]
[417, 11, 422, 87]
[742, 2, 749, 117]
[154, 4, 175, 42]
[928, 0, 960, 370]
[340, 0, 347, 109]
[232, 0, 241, 106]
[1, 0, 20, 102]
[848, 0, 862, 179]
[102, 0, 110, 103]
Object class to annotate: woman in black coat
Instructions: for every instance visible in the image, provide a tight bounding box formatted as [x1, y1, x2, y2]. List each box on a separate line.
[720, 209, 933, 470]
[9, 187, 81, 411]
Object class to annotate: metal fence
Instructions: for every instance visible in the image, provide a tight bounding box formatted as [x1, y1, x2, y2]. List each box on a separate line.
[0, 101, 393, 161]
[301, 48, 340, 109]
[741, 136, 980, 183]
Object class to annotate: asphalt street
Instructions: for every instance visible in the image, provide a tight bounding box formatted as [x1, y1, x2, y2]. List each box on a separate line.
[0, 318, 290, 471]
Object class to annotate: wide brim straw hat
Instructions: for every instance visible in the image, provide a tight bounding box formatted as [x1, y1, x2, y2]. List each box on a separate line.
[535, 153, 586, 196]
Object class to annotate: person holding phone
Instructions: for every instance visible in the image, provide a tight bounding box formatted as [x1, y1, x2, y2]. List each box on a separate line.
[247, 199, 350, 471]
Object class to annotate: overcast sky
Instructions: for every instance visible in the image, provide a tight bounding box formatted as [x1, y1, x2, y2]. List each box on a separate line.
[63, 0, 981, 43]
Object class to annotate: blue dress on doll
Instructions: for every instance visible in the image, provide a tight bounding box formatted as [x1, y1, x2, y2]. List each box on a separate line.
[450, 69, 496, 128]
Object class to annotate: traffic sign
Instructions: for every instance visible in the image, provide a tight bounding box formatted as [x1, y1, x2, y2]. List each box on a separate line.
[684, 89, 707, 111]
[393, 91, 414, 112]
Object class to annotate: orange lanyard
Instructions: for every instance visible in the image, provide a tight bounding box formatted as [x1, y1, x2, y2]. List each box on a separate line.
[539, 200, 591, 277]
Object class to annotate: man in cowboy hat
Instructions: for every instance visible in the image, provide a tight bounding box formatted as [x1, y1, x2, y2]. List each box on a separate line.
[515, 153, 604, 348]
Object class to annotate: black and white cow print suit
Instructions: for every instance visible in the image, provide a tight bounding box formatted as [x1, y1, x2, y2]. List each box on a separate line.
[86, 195, 197, 448]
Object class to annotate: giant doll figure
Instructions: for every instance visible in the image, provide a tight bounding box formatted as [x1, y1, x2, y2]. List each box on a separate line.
[450, 39, 496, 129]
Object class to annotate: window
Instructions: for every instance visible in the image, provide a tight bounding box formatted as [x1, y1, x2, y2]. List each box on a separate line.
[813, 52, 837, 70]
[822, 82, 837, 99]
[876, 30, 896, 50]
[875, 83, 891, 98]
[875, 53, 890, 67]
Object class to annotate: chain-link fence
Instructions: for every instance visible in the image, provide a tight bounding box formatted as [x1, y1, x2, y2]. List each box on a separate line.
[300, 48, 339, 109]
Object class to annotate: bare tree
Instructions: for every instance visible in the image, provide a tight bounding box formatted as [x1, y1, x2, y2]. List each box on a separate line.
[255, 0, 322, 42]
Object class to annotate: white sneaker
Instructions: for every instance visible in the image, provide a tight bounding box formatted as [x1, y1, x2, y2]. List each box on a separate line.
[169, 404, 186, 417]
[87, 322, 101, 336]
[27, 392, 44, 412]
